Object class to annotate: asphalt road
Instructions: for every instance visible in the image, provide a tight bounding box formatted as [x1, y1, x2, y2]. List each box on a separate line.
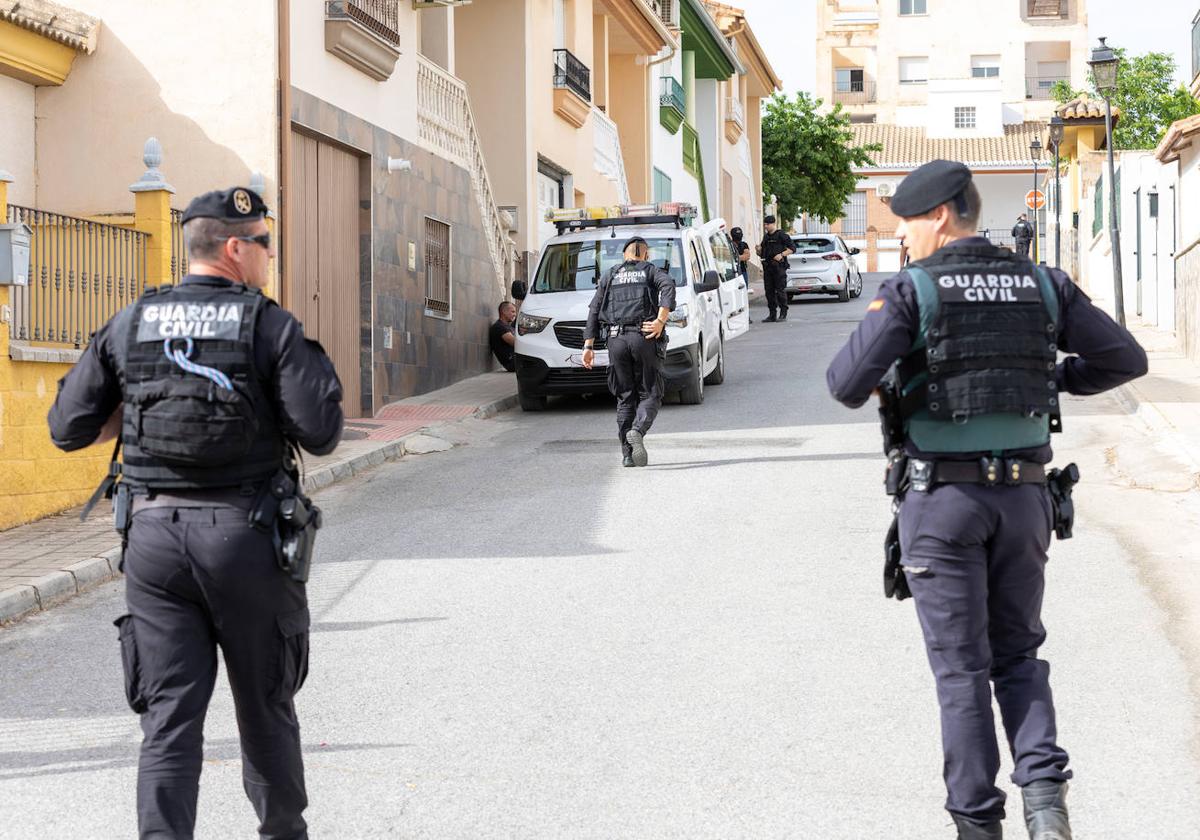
[3, 275, 1200, 839]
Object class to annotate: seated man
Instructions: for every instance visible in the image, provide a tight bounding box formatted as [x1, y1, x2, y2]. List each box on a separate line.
[489, 301, 518, 372]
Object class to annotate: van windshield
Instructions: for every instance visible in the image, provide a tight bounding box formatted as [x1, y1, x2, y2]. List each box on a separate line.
[533, 238, 686, 293]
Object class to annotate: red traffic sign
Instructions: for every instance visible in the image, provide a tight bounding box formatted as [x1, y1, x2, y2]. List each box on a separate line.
[1025, 189, 1046, 210]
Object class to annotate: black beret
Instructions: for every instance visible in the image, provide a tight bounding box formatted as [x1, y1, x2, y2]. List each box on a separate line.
[623, 236, 648, 251]
[889, 160, 974, 218]
[181, 187, 268, 225]
[763, 214, 777, 224]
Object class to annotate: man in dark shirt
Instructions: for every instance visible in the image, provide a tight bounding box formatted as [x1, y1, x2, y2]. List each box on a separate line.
[489, 301, 517, 372]
[1013, 213, 1034, 257]
[757, 215, 794, 322]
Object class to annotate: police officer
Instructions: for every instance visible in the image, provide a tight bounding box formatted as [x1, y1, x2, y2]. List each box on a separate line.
[731, 227, 754, 323]
[49, 187, 344, 840]
[582, 236, 676, 467]
[757, 214, 794, 322]
[826, 160, 1147, 839]
[1013, 213, 1034, 258]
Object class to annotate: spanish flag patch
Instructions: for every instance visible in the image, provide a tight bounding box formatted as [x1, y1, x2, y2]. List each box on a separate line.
[867, 299, 885, 312]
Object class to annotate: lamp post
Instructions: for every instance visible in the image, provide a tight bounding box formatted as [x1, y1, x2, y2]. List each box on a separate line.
[1090, 36, 1125, 326]
[1049, 116, 1065, 269]
[1030, 136, 1042, 264]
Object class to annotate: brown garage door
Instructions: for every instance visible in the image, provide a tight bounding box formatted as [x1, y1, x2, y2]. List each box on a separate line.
[287, 131, 364, 417]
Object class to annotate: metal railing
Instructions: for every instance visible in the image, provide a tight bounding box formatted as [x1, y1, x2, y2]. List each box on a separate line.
[592, 108, 631, 204]
[1027, 0, 1067, 18]
[552, 48, 591, 103]
[325, 0, 399, 46]
[726, 96, 745, 130]
[660, 76, 685, 115]
[7, 205, 147, 347]
[1026, 76, 1069, 99]
[832, 81, 877, 105]
[424, 217, 451, 317]
[170, 209, 189, 284]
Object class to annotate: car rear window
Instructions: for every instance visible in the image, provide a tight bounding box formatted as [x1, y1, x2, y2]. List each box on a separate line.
[792, 237, 835, 254]
[533, 237, 686, 293]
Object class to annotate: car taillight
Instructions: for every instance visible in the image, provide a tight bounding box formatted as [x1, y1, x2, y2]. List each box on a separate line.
[822, 254, 843, 261]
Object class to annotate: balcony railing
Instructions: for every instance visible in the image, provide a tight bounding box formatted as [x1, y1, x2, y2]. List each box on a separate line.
[1027, 0, 1067, 18]
[170, 209, 189, 284]
[7, 205, 147, 347]
[1026, 75, 1069, 99]
[832, 81, 877, 105]
[553, 48, 591, 103]
[325, 0, 399, 45]
[660, 76, 685, 115]
[725, 97, 745, 130]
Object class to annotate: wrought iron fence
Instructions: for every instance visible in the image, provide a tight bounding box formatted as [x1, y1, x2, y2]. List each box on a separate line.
[424, 217, 451, 318]
[7, 205, 147, 347]
[832, 82, 877, 105]
[170, 209, 189, 284]
[552, 48, 591, 103]
[325, 0, 399, 46]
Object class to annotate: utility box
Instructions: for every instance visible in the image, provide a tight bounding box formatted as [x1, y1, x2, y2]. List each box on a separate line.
[0, 223, 32, 286]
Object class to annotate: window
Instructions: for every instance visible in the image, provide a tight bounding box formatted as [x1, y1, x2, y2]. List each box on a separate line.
[835, 67, 865, 92]
[899, 56, 928, 85]
[791, 237, 836, 254]
[971, 55, 1000, 78]
[954, 106, 977, 129]
[709, 233, 738, 281]
[653, 168, 673, 203]
[841, 192, 867, 237]
[687, 241, 704, 285]
[424, 217, 452, 318]
[900, 0, 927, 15]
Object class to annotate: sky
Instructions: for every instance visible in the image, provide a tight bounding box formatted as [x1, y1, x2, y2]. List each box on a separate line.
[736, 0, 1194, 97]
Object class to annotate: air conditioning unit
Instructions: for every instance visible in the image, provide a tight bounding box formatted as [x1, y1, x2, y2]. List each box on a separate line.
[875, 180, 899, 199]
[413, 0, 472, 8]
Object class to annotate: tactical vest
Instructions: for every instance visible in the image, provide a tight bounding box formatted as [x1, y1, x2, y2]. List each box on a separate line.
[896, 243, 1061, 454]
[599, 261, 656, 326]
[120, 282, 284, 489]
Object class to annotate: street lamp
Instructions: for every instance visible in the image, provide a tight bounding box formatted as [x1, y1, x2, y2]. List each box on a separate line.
[1030, 136, 1042, 264]
[1049, 116, 1065, 269]
[1089, 36, 1125, 326]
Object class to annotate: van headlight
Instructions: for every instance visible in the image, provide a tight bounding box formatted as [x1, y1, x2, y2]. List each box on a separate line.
[518, 313, 552, 335]
[666, 304, 688, 328]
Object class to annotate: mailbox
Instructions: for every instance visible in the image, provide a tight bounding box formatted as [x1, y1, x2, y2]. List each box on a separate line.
[0, 223, 32, 286]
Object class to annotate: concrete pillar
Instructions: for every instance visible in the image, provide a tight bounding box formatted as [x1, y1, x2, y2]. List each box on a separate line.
[683, 51, 696, 124]
[129, 138, 175, 287]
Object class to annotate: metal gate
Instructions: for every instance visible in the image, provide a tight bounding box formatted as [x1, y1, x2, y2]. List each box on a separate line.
[840, 191, 867, 237]
[424, 217, 451, 317]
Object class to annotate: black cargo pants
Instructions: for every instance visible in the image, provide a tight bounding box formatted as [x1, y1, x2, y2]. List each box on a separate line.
[763, 264, 789, 318]
[606, 327, 666, 456]
[116, 504, 310, 840]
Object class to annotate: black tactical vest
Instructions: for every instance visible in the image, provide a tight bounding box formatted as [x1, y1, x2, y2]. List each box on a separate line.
[599, 261, 656, 326]
[896, 243, 1060, 453]
[120, 282, 284, 489]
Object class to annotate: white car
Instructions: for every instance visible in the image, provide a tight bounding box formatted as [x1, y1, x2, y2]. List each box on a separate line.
[784, 234, 864, 303]
[510, 206, 749, 411]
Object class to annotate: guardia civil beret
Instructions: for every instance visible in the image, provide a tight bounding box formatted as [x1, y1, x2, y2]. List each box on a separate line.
[181, 187, 268, 225]
[889, 160, 974, 218]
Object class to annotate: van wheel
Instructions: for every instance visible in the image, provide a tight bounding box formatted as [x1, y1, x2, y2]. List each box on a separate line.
[678, 342, 705, 405]
[518, 387, 547, 411]
[704, 333, 725, 385]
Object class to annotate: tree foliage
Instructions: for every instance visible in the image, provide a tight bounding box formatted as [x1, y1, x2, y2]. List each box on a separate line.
[1052, 50, 1200, 150]
[761, 92, 880, 229]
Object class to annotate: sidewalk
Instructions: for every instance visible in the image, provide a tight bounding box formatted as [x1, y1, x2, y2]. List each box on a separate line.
[0, 372, 518, 626]
[1115, 324, 1200, 474]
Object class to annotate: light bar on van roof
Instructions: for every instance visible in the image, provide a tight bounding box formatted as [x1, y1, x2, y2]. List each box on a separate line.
[544, 202, 698, 225]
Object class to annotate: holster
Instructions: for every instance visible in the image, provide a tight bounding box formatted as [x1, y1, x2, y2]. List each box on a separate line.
[883, 511, 911, 601]
[1046, 462, 1080, 540]
[248, 451, 322, 583]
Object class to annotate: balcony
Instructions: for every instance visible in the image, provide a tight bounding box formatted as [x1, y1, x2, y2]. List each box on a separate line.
[324, 0, 401, 81]
[552, 48, 592, 127]
[1026, 75, 1069, 99]
[833, 81, 877, 105]
[1026, 0, 1068, 18]
[724, 96, 745, 143]
[659, 76, 685, 133]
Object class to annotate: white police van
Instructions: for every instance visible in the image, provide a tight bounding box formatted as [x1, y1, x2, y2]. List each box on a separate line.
[510, 204, 750, 411]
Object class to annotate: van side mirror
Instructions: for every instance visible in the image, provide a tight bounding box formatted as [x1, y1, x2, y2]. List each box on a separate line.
[511, 280, 528, 300]
[850, 247, 861, 255]
[694, 269, 721, 294]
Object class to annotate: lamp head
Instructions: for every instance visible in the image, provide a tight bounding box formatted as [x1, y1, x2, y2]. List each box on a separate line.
[1088, 36, 1119, 94]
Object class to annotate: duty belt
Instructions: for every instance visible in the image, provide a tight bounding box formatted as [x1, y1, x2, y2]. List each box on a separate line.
[132, 489, 257, 513]
[607, 324, 645, 336]
[906, 457, 1046, 493]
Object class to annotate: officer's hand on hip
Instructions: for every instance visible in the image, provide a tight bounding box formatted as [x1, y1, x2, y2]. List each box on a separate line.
[582, 347, 595, 369]
[642, 317, 665, 339]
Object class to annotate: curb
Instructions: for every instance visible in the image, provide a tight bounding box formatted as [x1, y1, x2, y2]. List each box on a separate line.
[0, 393, 518, 628]
[0, 548, 123, 627]
[1114, 381, 1200, 474]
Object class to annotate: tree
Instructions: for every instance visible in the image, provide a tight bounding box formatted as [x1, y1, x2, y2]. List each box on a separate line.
[761, 92, 880, 230]
[1052, 50, 1200, 150]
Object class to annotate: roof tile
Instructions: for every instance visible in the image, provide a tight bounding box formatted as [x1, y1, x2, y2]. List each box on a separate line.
[851, 122, 1047, 170]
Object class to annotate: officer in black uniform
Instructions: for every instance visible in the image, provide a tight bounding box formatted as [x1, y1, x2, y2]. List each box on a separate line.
[582, 236, 676, 467]
[826, 161, 1147, 839]
[757, 215, 794, 322]
[49, 187, 344, 840]
[1013, 213, 1034, 258]
[730, 227, 754, 324]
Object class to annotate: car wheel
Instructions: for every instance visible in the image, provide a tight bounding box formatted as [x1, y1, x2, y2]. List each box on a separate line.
[704, 333, 725, 385]
[678, 341, 705, 405]
[518, 387, 547, 411]
[837, 282, 850, 303]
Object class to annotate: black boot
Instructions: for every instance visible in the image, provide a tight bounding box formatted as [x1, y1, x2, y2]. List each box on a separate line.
[953, 815, 1003, 839]
[1022, 780, 1071, 840]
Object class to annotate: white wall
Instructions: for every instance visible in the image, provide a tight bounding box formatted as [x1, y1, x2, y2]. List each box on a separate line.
[925, 78, 1004, 139]
[975, 172, 1037, 239]
[1116, 151, 1177, 331]
[0, 75, 35, 206]
[695, 79, 721, 218]
[650, 55, 701, 210]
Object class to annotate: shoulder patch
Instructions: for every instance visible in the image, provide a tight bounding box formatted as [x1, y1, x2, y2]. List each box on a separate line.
[867, 299, 885, 312]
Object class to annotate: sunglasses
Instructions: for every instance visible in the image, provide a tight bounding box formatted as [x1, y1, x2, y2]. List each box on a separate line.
[233, 233, 272, 250]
